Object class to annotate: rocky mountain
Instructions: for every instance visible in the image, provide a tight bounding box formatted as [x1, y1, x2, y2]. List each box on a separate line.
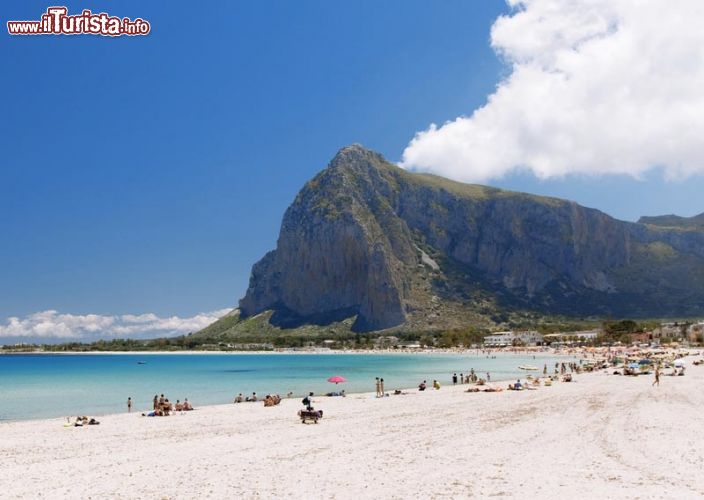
[223, 145, 704, 334]
[638, 212, 704, 230]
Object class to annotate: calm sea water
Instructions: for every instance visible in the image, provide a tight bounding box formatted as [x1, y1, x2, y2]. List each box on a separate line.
[0, 352, 573, 421]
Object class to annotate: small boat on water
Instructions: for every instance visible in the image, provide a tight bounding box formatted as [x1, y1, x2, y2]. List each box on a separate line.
[519, 365, 538, 371]
[137, 361, 147, 365]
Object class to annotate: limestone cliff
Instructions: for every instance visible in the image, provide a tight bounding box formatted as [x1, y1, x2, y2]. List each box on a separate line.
[237, 145, 704, 331]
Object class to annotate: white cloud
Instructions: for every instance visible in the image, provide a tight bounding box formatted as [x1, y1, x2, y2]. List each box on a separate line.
[401, 0, 704, 182]
[0, 309, 231, 341]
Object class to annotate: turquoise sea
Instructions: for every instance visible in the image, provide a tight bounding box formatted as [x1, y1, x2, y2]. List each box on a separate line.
[0, 352, 573, 421]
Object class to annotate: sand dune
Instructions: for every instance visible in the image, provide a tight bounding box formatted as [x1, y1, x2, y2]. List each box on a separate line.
[1, 361, 703, 499]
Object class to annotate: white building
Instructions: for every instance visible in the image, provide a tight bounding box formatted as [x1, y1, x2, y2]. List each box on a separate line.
[483, 331, 515, 347]
[516, 331, 543, 345]
[483, 331, 543, 347]
[542, 330, 600, 345]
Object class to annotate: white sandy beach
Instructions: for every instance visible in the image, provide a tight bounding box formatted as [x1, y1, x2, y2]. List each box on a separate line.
[1, 359, 703, 499]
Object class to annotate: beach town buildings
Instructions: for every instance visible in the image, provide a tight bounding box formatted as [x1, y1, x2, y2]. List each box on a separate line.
[483, 331, 543, 347]
[374, 336, 400, 348]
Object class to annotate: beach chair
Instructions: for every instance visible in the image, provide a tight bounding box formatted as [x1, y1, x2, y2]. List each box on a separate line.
[298, 409, 323, 424]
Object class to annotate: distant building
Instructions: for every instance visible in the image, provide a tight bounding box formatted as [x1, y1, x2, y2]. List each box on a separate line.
[516, 331, 543, 346]
[658, 323, 684, 339]
[374, 336, 399, 347]
[542, 330, 600, 345]
[398, 341, 422, 349]
[483, 331, 515, 347]
[483, 331, 543, 347]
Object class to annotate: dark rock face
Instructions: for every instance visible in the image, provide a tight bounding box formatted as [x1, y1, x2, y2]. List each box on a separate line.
[239, 145, 704, 330]
[239, 146, 414, 331]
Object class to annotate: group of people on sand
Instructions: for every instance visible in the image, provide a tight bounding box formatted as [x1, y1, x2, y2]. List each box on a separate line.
[451, 369, 490, 385]
[543, 362, 581, 376]
[375, 377, 386, 397]
[140, 393, 193, 417]
[234, 392, 284, 406]
[69, 416, 99, 426]
[417, 379, 442, 391]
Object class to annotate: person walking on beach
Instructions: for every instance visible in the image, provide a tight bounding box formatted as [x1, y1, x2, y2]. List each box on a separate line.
[127, 397, 132, 413]
[652, 365, 660, 387]
[380, 378, 385, 396]
[375, 377, 381, 397]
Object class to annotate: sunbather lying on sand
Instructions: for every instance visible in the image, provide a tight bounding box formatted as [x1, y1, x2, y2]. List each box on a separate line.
[73, 416, 99, 426]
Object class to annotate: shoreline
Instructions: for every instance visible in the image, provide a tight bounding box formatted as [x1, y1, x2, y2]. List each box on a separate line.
[2, 357, 701, 498]
[0, 347, 571, 356]
[0, 362, 574, 424]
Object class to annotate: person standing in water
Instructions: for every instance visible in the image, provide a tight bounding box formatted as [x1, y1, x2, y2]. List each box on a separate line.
[127, 397, 132, 413]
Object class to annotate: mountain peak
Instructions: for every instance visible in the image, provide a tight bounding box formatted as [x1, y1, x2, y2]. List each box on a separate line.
[328, 144, 387, 170]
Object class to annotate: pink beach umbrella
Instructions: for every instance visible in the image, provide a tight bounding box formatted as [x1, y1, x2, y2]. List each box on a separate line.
[327, 375, 347, 384]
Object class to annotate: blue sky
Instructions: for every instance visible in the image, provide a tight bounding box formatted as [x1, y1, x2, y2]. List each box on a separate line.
[2, 1, 703, 339]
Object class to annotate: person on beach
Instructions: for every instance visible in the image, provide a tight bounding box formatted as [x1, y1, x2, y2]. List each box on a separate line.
[418, 380, 427, 391]
[153, 395, 158, 410]
[127, 397, 132, 413]
[375, 377, 381, 397]
[543, 364, 547, 375]
[380, 378, 385, 396]
[487, 372, 491, 382]
[159, 394, 165, 407]
[433, 380, 440, 390]
[234, 393, 244, 403]
[653, 365, 660, 387]
[303, 392, 314, 410]
[459, 373, 464, 384]
[452, 373, 458, 385]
